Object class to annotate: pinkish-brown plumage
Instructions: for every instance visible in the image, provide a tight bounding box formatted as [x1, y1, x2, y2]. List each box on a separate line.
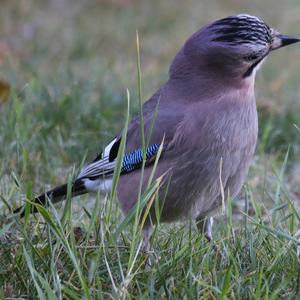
[14, 14, 300, 241]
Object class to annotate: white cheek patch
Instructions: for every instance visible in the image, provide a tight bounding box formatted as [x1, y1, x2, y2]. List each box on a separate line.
[83, 178, 112, 193]
[252, 57, 266, 74]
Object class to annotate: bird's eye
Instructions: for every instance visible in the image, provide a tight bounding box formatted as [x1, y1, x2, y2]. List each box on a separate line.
[243, 53, 260, 61]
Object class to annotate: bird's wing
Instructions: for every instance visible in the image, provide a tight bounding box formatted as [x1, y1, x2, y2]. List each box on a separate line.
[78, 89, 184, 181]
[77, 137, 160, 179]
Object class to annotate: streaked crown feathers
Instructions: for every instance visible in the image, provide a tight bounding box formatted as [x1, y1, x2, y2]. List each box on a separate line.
[209, 14, 273, 47]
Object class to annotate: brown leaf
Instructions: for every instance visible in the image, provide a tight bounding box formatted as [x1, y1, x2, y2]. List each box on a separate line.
[0, 80, 11, 104]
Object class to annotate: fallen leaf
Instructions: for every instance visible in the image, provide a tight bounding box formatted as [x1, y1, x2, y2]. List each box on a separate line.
[0, 80, 11, 104]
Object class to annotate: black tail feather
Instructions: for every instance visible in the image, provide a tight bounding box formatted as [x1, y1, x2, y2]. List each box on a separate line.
[13, 179, 87, 217]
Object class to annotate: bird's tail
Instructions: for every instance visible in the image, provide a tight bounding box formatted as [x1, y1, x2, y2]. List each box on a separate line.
[13, 179, 87, 217]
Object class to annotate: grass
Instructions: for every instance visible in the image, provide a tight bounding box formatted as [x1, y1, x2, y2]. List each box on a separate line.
[1, 0, 300, 298]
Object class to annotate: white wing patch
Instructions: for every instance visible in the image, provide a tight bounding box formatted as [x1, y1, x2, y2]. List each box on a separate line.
[77, 137, 118, 179]
[83, 178, 112, 192]
[104, 138, 117, 157]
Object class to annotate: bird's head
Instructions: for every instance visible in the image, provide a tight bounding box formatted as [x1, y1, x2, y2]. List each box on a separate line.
[180, 14, 300, 82]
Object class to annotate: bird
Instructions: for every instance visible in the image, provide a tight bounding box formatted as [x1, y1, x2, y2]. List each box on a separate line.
[14, 14, 299, 243]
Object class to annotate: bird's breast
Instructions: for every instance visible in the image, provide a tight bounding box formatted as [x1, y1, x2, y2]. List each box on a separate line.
[165, 97, 258, 218]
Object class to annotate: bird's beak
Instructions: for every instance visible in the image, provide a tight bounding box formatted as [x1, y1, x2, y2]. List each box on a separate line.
[271, 33, 300, 51]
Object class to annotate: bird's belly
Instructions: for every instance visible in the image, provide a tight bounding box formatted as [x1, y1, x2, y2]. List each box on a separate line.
[160, 143, 255, 222]
[192, 149, 254, 218]
[159, 101, 258, 222]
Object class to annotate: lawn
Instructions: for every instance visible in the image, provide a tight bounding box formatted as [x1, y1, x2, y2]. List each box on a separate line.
[1, 0, 300, 298]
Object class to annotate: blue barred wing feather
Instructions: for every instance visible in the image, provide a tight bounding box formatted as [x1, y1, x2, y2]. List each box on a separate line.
[78, 139, 160, 181]
[121, 144, 159, 173]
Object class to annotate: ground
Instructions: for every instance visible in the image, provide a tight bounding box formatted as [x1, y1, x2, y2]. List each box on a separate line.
[0, 0, 300, 298]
